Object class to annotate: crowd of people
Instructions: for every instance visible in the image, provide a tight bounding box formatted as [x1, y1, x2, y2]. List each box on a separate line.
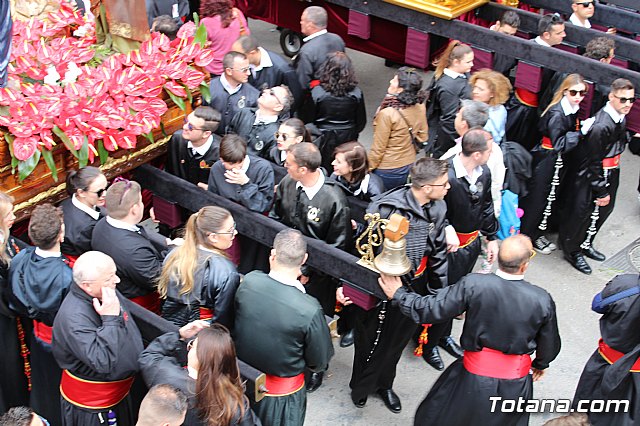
[0, 1, 639, 425]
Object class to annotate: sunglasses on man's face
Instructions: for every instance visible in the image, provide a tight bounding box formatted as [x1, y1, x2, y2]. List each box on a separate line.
[567, 89, 588, 97]
[575, 1, 595, 7]
[613, 95, 636, 104]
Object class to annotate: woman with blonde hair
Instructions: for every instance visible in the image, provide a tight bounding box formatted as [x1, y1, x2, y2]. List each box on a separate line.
[520, 74, 587, 255]
[470, 69, 513, 144]
[159, 206, 240, 328]
[427, 40, 474, 158]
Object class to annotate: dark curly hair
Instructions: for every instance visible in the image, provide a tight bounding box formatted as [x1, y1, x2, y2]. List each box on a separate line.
[396, 66, 426, 105]
[319, 52, 358, 97]
[200, 0, 235, 28]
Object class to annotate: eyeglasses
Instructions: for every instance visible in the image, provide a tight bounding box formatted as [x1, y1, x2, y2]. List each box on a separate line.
[232, 67, 250, 73]
[213, 222, 237, 235]
[421, 182, 450, 188]
[113, 177, 132, 206]
[183, 117, 204, 131]
[187, 339, 196, 351]
[575, 1, 594, 7]
[567, 89, 588, 97]
[613, 95, 635, 104]
[87, 187, 107, 197]
[264, 88, 283, 105]
[275, 132, 293, 141]
[530, 250, 537, 260]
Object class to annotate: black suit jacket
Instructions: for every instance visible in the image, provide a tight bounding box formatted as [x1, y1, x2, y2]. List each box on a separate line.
[293, 32, 345, 90]
[60, 198, 104, 257]
[250, 49, 303, 108]
[91, 219, 168, 299]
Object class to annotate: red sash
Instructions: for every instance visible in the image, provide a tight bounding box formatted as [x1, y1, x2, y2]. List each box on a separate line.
[63, 254, 79, 268]
[130, 292, 160, 314]
[309, 79, 321, 89]
[515, 88, 539, 108]
[60, 370, 134, 409]
[602, 154, 621, 170]
[264, 373, 305, 397]
[457, 230, 480, 249]
[414, 256, 429, 278]
[199, 307, 213, 321]
[541, 136, 553, 150]
[463, 347, 532, 379]
[598, 339, 640, 371]
[33, 320, 53, 345]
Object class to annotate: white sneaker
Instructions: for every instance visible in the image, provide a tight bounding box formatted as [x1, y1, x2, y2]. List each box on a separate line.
[537, 235, 557, 251]
[534, 237, 553, 255]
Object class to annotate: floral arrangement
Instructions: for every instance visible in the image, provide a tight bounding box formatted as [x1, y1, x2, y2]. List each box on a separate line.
[0, 2, 213, 181]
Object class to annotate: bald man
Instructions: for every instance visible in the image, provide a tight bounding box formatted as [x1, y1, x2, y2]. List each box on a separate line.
[52, 251, 144, 426]
[379, 235, 561, 426]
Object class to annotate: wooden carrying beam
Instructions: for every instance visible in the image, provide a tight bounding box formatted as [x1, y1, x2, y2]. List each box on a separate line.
[133, 165, 386, 300]
[324, 0, 640, 88]
[599, 0, 638, 12]
[122, 298, 268, 402]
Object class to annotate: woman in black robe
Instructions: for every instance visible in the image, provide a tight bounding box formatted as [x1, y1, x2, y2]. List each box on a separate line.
[519, 74, 586, 255]
[267, 118, 311, 168]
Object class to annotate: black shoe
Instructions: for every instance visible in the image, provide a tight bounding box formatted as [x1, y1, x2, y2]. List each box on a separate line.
[582, 246, 606, 262]
[439, 336, 464, 359]
[423, 347, 444, 371]
[340, 329, 355, 348]
[565, 252, 592, 275]
[377, 388, 401, 413]
[306, 372, 323, 393]
[351, 394, 367, 408]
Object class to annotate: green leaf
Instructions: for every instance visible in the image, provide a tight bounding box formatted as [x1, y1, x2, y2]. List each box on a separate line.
[193, 12, 200, 27]
[199, 82, 211, 104]
[144, 131, 154, 143]
[185, 85, 193, 104]
[0, 106, 9, 116]
[160, 121, 168, 137]
[41, 149, 58, 182]
[165, 88, 186, 111]
[18, 150, 41, 182]
[78, 136, 89, 168]
[194, 23, 208, 47]
[52, 125, 78, 157]
[97, 140, 109, 164]
[4, 133, 18, 172]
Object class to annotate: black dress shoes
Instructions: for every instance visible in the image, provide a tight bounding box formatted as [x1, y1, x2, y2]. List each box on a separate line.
[565, 252, 592, 275]
[351, 394, 367, 408]
[340, 329, 355, 348]
[377, 388, 401, 413]
[582, 246, 606, 262]
[306, 371, 323, 393]
[439, 336, 464, 359]
[423, 347, 445, 371]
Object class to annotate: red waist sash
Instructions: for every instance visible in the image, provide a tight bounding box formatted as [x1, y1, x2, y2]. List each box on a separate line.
[130, 292, 160, 314]
[457, 230, 480, 249]
[63, 254, 79, 268]
[463, 347, 532, 379]
[60, 370, 134, 409]
[602, 154, 621, 170]
[598, 339, 640, 371]
[414, 256, 429, 278]
[199, 307, 213, 321]
[264, 373, 305, 397]
[541, 136, 553, 150]
[309, 79, 321, 89]
[33, 320, 53, 345]
[515, 88, 539, 108]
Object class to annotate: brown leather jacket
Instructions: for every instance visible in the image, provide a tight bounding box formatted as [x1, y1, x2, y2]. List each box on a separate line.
[369, 103, 428, 170]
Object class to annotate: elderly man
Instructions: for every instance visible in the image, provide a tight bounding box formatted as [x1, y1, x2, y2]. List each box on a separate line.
[379, 235, 561, 426]
[52, 251, 144, 426]
[234, 229, 334, 426]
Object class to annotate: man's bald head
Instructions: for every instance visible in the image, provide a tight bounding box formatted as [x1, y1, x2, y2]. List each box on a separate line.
[498, 235, 533, 274]
[73, 251, 114, 284]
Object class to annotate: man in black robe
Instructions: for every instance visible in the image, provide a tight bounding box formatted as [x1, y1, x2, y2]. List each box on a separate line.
[349, 157, 449, 413]
[574, 273, 640, 426]
[379, 234, 561, 426]
[270, 142, 351, 392]
[559, 79, 634, 275]
[206, 51, 259, 135]
[234, 229, 334, 426]
[52, 251, 144, 426]
[227, 85, 293, 158]
[490, 10, 520, 78]
[422, 128, 499, 371]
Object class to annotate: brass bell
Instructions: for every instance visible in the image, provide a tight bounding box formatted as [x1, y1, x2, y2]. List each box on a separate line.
[374, 214, 412, 277]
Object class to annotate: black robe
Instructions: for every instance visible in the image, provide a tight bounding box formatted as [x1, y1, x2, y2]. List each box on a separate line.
[574, 274, 640, 426]
[60, 198, 104, 257]
[293, 32, 345, 91]
[558, 107, 627, 255]
[165, 130, 220, 186]
[234, 271, 333, 426]
[249, 49, 303, 111]
[329, 172, 385, 203]
[206, 78, 259, 136]
[519, 102, 580, 241]
[427, 74, 472, 158]
[52, 284, 144, 426]
[349, 186, 448, 401]
[227, 108, 280, 159]
[394, 272, 560, 426]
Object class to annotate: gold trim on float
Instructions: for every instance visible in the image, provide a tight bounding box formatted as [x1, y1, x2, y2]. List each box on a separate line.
[382, 0, 490, 20]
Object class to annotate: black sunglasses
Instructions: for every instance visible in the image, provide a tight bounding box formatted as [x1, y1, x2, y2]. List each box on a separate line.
[568, 89, 588, 97]
[575, 1, 595, 7]
[113, 177, 133, 206]
[87, 187, 107, 197]
[613, 95, 635, 104]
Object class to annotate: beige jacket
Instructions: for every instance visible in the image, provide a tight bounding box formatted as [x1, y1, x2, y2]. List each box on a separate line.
[369, 103, 428, 170]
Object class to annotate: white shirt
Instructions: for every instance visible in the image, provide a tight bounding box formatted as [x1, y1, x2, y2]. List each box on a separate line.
[303, 29, 328, 43]
[219, 74, 242, 95]
[187, 135, 214, 157]
[443, 68, 465, 79]
[296, 170, 325, 201]
[452, 153, 484, 185]
[35, 247, 61, 258]
[239, 156, 251, 173]
[71, 194, 100, 220]
[254, 110, 279, 125]
[569, 13, 591, 28]
[561, 96, 580, 116]
[251, 47, 274, 77]
[533, 36, 551, 47]
[496, 269, 525, 281]
[269, 270, 306, 293]
[604, 101, 626, 123]
[106, 216, 140, 233]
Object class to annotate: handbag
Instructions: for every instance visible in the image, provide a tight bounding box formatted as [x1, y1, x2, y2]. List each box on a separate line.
[397, 108, 426, 153]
